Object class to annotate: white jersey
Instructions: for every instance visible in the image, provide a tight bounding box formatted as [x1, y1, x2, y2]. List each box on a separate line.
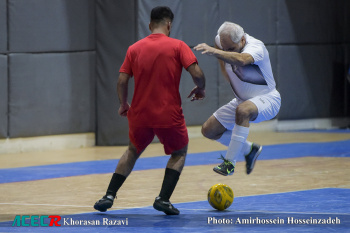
[215, 33, 276, 101]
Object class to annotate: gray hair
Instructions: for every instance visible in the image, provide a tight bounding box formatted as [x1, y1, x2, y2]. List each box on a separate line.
[217, 21, 244, 43]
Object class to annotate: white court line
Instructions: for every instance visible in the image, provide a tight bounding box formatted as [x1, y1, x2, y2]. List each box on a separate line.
[0, 203, 137, 209]
[1, 187, 347, 212]
[172, 187, 337, 206]
[1, 203, 349, 216]
[0, 203, 93, 208]
[232, 187, 342, 198]
[179, 208, 350, 215]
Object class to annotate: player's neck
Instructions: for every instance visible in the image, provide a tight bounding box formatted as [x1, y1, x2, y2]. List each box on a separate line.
[151, 27, 169, 36]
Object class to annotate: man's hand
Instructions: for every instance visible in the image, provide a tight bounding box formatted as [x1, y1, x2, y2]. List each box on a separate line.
[118, 103, 130, 117]
[188, 86, 205, 101]
[194, 43, 216, 56]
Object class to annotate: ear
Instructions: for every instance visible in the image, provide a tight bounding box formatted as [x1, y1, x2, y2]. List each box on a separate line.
[241, 36, 246, 44]
[149, 23, 151, 31]
[167, 21, 172, 30]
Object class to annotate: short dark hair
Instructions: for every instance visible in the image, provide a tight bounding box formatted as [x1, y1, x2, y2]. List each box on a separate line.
[150, 6, 174, 23]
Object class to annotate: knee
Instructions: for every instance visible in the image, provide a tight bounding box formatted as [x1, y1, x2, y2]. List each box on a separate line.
[128, 142, 141, 160]
[236, 105, 253, 122]
[201, 122, 214, 139]
[171, 144, 188, 157]
[171, 152, 186, 160]
[128, 143, 137, 153]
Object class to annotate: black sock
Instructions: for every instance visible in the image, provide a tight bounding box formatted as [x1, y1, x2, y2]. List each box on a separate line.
[158, 168, 181, 201]
[106, 173, 126, 198]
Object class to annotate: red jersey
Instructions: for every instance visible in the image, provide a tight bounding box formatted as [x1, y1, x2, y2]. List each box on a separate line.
[119, 33, 198, 127]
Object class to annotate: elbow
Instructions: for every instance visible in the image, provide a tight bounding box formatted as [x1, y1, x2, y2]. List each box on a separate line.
[117, 73, 130, 85]
[238, 54, 254, 66]
[117, 78, 124, 88]
[236, 59, 246, 67]
[236, 56, 251, 67]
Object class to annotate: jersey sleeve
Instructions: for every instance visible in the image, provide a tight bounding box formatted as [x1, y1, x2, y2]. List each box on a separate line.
[179, 41, 198, 69]
[242, 42, 264, 65]
[119, 47, 133, 76]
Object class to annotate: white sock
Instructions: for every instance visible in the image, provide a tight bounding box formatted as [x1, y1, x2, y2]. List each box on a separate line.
[225, 125, 249, 164]
[242, 141, 253, 156]
[216, 130, 232, 147]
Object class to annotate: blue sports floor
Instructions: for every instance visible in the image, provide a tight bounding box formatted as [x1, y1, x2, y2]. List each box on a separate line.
[0, 137, 350, 232]
[1, 188, 349, 232]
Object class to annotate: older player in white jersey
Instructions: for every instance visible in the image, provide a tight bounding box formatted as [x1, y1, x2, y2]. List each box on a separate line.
[194, 21, 281, 176]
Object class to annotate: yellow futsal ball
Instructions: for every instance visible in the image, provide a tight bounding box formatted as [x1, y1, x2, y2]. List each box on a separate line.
[207, 183, 234, 211]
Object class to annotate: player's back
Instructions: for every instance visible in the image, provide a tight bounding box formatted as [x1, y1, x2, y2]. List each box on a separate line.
[130, 33, 183, 85]
[127, 33, 185, 127]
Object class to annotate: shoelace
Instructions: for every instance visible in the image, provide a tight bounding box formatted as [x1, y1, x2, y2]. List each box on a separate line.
[99, 195, 113, 202]
[156, 197, 172, 206]
[218, 154, 232, 166]
[159, 200, 174, 209]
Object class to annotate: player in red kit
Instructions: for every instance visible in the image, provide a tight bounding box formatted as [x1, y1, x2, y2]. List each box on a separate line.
[94, 6, 206, 215]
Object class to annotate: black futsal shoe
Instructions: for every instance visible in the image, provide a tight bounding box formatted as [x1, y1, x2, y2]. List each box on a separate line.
[153, 196, 180, 215]
[213, 155, 235, 176]
[94, 195, 114, 212]
[245, 143, 263, 174]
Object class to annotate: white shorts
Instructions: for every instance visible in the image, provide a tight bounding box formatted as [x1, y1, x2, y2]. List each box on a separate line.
[213, 89, 281, 130]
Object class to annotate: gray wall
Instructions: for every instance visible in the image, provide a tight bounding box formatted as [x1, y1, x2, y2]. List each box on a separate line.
[277, 0, 350, 120]
[1, 0, 95, 139]
[0, 55, 7, 138]
[0, 0, 7, 138]
[96, 0, 136, 145]
[0, 0, 348, 145]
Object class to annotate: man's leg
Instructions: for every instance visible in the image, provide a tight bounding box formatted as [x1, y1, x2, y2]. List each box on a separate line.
[153, 144, 188, 215]
[159, 144, 187, 198]
[202, 115, 227, 141]
[202, 115, 237, 147]
[202, 99, 239, 147]
[213, 101, 259, 176]
[108, 142, 142, 197]
[94, 142, 143, 212]
[94, 125, 154, 212]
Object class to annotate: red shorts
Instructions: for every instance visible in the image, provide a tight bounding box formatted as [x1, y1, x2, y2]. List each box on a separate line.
[128, 124, 189, 155]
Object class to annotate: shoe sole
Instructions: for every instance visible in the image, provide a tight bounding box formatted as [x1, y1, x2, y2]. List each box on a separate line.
[213, 168, 233, 176]
[247, 145, 262, 174]
[94, 205, 107, 212]
[153, 202, 179, 215]
[94, 202, 112, 212]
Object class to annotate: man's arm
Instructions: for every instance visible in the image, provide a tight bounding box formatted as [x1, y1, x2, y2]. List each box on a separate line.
[187, 63, 205, 89]
[186, 63, 206, 101]
[194, 43, 254, 67]
[117, 72, 131, 116]
[214, 44, 230, 82]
